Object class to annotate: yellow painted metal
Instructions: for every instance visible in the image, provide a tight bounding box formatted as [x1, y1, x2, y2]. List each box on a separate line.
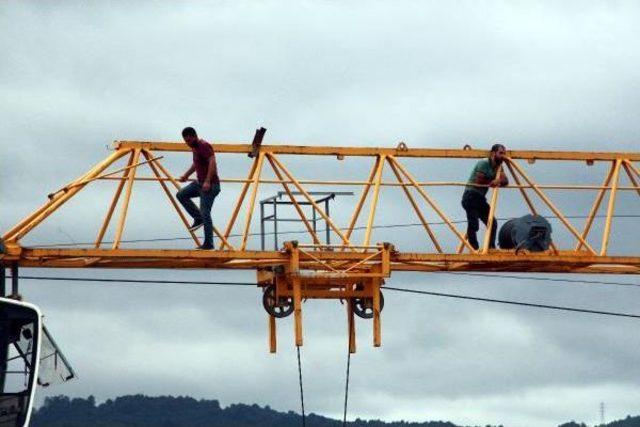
[4, 149, 128, 243]
[9, 256, 638, 274]
[297, 243, 382, 250]
[388, 156, 476, 252]
[240, 153, 265, 251]
[3, 151, 115, 242]
[146, 152, 231, 249]
[52, 154, 163, 197]
[600, 159, 622, 256]
[285, 242, 304, 347]
[622, 161, 640, 198]
[269, 315, 276, 354]
[387, 158, 442, 252]
[297, 248, 342, 274]
[112, 149, 142, 249]
[142, 150, 201, 247]
[344, 157, 380, 241]
[114, 141, 640, 161]
[482, 166, 502, 254]
[219, 156, 259, 250]
[505, 161, 559, 253]
[347, 299, 356, 354]
[265, 154, 321, 244]
[575, 161, 616, 251]
[95, 150, 135, 248]
[507, 158, 597, 254]
[625, 161, 640, 185]
[259, 243, 392, 352]
[372, 275, 381, 348]
[363, 155, 386, 246]
[9, 246, 639, 271]
[5, 140, 640, 353]
[98, 175, 640, 191]
[293, 275, 303, 347]
[270, 154, 352, 246]
[456, 233, 467, 254]
[341, 250, 383, 275]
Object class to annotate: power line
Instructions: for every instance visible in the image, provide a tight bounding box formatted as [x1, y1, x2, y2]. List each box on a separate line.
[7, 275, 256, 287]
[6, 274, 640, 319]
[434, 272, 640, 288]
[384, 286, 640, 319]
[5, 272, 639, 291]
[35, 213, 640, 248]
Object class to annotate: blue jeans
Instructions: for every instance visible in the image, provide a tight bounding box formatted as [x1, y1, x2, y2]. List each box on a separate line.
[461, 190, 497, 250]
[177, 181, 220, 246]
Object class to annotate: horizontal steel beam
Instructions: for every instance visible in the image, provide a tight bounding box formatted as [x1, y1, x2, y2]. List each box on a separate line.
[114, 141, 640, 162]
[4, 247, 638, 274]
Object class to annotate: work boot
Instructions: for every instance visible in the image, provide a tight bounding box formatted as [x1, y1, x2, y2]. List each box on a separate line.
[196, 243, 213, 250]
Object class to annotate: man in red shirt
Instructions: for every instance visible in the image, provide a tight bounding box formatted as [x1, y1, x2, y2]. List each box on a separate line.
[177, 127, 221, 250]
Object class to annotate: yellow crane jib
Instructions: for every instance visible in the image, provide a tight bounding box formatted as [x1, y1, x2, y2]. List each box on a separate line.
[2, 135, 639, 352]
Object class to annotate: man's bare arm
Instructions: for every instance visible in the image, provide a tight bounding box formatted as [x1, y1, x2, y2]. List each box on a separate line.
[179, 165, 196, 182]
[498, 172, 509, 187]
[476, 171, 508, 188]
[489, 169, 509, 187]
[204, 156, 217, 184]
[475, 172, 492, 186]
[201, 156, 217, 191]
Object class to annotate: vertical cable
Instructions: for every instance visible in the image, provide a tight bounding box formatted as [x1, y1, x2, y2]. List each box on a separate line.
[342, 348, 352, 426]
[296, 345, 306, 427]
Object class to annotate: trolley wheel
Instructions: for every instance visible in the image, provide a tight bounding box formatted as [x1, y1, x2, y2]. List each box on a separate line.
[351, 291, 384, 319]
[262, 285, 294, 318]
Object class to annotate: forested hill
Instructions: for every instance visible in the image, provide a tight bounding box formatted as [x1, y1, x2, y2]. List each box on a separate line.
[31, 395, 640, 427]
[30, 395, 465, 427]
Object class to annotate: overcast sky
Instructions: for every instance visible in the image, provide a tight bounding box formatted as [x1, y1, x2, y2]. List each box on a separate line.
[2, 1, 640, 426]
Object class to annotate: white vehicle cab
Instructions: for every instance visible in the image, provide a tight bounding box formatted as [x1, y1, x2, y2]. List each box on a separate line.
[0, 297, 75, 427]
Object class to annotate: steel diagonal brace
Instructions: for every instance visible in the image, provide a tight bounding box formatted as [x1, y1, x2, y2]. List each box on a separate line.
[507, 158, 597, 254]
[3, 149, 130, 243]
[142, 151, 233, 250]
[387, 155, 476, 252]
[269, 154, 352, 247]
[265, 154, 322, 245]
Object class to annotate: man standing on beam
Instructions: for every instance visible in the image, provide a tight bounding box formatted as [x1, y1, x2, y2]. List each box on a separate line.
[461, 143, 508, 250]
[177, 127, 221, 250]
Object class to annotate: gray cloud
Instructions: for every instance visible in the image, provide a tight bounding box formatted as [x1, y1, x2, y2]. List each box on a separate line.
[2, 1, 640, 426]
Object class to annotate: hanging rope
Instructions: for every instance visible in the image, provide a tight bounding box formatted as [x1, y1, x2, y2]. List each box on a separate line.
[296, 345, 306, 427]
[342, 348, 352, 427]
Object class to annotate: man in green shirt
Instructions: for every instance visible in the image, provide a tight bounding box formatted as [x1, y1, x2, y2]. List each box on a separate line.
[461, 144, 509, 250]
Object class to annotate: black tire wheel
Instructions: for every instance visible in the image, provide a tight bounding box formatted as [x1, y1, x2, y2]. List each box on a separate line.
[262, 285, 294, 318]
[351, 291, 384, 319]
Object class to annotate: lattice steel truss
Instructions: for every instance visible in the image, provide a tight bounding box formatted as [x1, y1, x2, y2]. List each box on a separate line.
[2, 140, 639, 352]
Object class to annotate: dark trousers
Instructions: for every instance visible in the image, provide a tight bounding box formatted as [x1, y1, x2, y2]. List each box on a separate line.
[461, 191, 497, 250]
[177, 181, 220, 246]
